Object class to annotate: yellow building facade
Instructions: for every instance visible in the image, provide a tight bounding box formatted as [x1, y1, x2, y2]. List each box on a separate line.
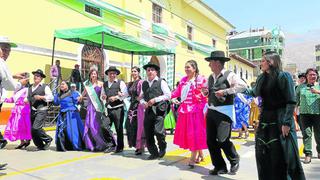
[0, 0, 240, 122]
[1, 0, 234, 81]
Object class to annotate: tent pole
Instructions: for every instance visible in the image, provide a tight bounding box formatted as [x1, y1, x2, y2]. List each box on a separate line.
[173, 54, 176, 88]
[51, 37, 56, 66]
[130, 52, 133, 81]
[101, 32, 105, 79]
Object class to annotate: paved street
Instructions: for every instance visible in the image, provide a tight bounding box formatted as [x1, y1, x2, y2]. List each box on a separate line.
[0, 130, 319, 180]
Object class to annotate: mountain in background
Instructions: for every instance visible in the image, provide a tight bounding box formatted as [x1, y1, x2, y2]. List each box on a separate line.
[283, 29, 320, 72]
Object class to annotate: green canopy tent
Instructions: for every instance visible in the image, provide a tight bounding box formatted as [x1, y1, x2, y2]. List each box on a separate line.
[52, 25, 176, 84]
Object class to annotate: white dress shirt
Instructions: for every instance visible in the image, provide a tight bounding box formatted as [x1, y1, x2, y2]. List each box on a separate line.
[101, 79, 128, 109]
[210, 69, 247, 95]
[139, 76, 171, 104]
[0, 57, 21, 92]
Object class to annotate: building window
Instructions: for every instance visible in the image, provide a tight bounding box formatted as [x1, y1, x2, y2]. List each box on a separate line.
[246, 70, 248, 79]
[85, 4, 101, 17]
[316, 56, 320, 61]
[240, 68, 243, 78]
[248, 49, 251, 60]
[234, 65, 237, 74]
[81, 45, 104, 79]
[152, 3, 162, 23]
[316, 45, 320, 51]
[279, 49, 283, 56]
[212, 38, 216, 47]
[187, 25, 193, 50]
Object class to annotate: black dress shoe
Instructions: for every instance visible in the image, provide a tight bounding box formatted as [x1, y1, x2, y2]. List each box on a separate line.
[135, 149, 143, 155]
[15, 143, 26, 149]
[43, 139, 53, 150]
[147, 154, 159, 160]
[104, 146, 116, 153]
[115, 148, 123, 153]
[0, 163, 7, 170]
[0, 141, 8, 149]
[209, 168, 228, 175]
[23, 141, 31, 148]
[230, 162, 240, 174]
[158, 150, 166, 158]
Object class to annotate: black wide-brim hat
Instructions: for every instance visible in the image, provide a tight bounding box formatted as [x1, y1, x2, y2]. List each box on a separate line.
[143, 62, 160, 71]
[298, 73, 305, 78]
[32, 69, 46, 78]
[205, 50, 230, 62]
[105, 66, 120, 75]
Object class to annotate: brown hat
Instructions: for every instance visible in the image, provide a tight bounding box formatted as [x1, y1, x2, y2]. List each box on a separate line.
[205, 50, 230, 62]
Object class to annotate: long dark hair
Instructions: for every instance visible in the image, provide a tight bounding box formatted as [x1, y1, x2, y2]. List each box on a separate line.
[262, 51, 282, 90]
[59, 80, 70, 97]
[132, 66, 141, 80]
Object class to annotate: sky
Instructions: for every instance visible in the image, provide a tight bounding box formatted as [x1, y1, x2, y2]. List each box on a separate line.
[203, 0, 320, 34]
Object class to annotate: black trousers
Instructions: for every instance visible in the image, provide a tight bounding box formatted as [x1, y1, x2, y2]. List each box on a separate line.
[206, 109, 239, 169]
[96, 112, 116, 148]
[0, 132, 6, 143]
[144, 107, 167, 156]
[107, 107, 124, 150]
[31, 110, 53, 148]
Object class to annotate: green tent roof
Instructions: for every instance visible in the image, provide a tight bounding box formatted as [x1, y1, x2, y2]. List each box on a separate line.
[54, 25, 174, 55]
[175, 34, 214, 55]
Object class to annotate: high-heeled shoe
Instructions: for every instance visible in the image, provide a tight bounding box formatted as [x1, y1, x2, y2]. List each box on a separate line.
[195, 156, 205, 164]
[15, 143, 25, 149]
[23, 141, 30, 148]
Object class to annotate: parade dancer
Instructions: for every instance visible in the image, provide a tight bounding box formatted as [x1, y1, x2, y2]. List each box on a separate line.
[28, 69, 53, 150]
[140, 62, 171, 160]
[203, 51, 247, 175]
[101, 66, 128, 153]
[171, 60, 207, 168]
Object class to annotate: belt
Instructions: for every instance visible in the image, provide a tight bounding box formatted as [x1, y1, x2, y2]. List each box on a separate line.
[32, 106, 48, 111]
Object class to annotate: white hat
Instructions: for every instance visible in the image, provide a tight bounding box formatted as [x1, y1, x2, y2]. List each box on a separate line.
[0, 36, 17, 48]
[70, 83, 76, 87]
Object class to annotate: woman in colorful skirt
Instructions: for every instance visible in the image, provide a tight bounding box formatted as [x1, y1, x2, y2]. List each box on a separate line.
[234, 93, 252, 138]
[54, 81, 84, 151]
[79, 66, 116, 152]
[171, 60, 207, 168]
[3, 79, 31, 149]
[125, 66, 146, 155]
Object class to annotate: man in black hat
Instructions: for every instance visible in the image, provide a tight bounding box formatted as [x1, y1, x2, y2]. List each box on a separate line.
[139, 62, 171, 160]
[27, 69, 53, 150]
[204, 51, 247, 175]
[101, 66, 128, 153]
